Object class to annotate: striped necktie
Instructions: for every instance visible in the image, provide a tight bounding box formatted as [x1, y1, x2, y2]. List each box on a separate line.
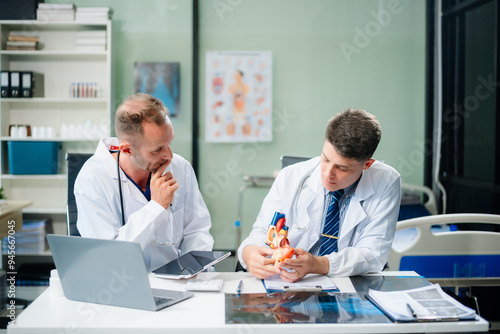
[319, 189, 344, 256]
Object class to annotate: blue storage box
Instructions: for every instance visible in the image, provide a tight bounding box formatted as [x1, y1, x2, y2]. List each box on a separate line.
[8, 141, 60, 174]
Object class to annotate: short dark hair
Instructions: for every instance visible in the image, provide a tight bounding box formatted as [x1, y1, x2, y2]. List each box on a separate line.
[325, 109, 381, 161]
[115, 93, 170, 147]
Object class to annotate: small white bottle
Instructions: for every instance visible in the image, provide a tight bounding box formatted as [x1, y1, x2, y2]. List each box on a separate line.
[32, 126, 39, 138]
[18, 125, 27, 138]
[50, 270, 65, 297]
[60, 124, 68, 139]
[47, 127, 55, 138]
[10, 125, 19, 138]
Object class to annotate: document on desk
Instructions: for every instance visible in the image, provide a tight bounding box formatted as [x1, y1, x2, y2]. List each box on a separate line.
[367, 283, 477, 322]
[263, 274, 338, 292]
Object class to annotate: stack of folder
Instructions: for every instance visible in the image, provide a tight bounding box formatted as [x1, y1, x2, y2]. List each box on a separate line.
[6, 32, 39, 51]
[76, 30, 107, 52]
[1, 71, 44, 98]
[75, 7, 112, 22]
[2, 218, 53, 254]
[36, 3, 75, 21]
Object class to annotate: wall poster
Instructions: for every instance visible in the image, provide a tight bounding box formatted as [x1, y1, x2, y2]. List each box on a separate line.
[134, 62, 180, 117]
[205, 51, 272, 143]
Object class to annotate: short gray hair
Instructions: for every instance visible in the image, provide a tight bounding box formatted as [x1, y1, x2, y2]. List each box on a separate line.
[115, 93, 171, 147]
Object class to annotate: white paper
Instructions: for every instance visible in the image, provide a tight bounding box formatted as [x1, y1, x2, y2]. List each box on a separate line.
[368, 283, 477, 322]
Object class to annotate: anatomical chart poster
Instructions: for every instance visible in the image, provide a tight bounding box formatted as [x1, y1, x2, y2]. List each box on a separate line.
[205, 51, 272, 143]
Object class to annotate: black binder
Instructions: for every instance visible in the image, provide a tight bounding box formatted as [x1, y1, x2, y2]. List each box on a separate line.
[1, 71, 10, 97]
[9, 72, 21, 98]
[0, 0, 43, 20]
[20, 72, 44, 98]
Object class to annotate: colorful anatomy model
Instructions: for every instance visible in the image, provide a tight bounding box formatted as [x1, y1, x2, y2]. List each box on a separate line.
[266, 212, 294, 268]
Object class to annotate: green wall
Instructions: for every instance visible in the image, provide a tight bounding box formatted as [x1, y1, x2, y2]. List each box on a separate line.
[50, 0, 426, 251]
[199, 0, 426, 249]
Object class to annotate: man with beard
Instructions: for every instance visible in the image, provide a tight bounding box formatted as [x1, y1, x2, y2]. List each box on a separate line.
[75, 93, 213, 271]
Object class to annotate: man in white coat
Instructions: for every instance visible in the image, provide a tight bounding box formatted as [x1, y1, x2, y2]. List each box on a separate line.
[75, 93, 213, 271]
[238, 109, 401, 282]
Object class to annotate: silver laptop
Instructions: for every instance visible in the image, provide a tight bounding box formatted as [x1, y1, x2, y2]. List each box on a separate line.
[46, 234, 194, 311]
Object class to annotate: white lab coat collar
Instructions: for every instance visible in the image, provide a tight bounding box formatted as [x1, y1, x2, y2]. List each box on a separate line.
[293, 159, 324, 250]
[339, 163, 376, 240]
[96, 138, 150, 207]
[97, 137, 121, 179]
[295, 158, 377, 247]
[353, 164, 375, 202]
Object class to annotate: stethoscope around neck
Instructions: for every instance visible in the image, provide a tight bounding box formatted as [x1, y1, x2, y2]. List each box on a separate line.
[291, 162, 320, 231]
[116, 150, 180, 246]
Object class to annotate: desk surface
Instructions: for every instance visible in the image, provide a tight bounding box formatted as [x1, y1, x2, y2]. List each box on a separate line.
[0, 200, 32, 219]
[8, 272, 489, 334]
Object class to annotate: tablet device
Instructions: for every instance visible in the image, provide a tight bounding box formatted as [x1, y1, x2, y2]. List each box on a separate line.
[152, 251, 231, 279]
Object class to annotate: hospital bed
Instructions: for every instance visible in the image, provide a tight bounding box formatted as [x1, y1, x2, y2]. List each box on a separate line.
[387, 213, 500, 329]
[399, 182, 437, 218]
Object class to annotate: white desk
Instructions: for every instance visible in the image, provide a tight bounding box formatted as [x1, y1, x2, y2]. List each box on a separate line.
[8, 272, 489, 334]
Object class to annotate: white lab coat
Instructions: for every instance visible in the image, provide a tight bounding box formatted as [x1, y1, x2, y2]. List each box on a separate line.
[75, 138, 214, 271]
[238, 157, 401, 276]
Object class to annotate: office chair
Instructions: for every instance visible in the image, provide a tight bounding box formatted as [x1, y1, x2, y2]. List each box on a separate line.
[66, 153, 93, 236]
[280, 155, 310, 169]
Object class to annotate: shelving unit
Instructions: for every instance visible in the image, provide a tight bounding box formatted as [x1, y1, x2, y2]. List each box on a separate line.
[0, 20, 112, 223]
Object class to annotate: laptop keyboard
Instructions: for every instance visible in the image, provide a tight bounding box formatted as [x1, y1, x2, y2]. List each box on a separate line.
[154, 296, 173, 306]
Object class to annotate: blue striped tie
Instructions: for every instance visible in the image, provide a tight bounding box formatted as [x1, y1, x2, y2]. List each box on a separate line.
[319, 189, 344, 256]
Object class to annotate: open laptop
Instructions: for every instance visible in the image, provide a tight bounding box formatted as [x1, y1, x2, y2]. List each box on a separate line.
[46, 234, 194, 311]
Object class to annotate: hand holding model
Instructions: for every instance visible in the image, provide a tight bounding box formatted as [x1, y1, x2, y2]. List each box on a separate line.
[241, 212, 295, 279]
[266, 212, 294, 268]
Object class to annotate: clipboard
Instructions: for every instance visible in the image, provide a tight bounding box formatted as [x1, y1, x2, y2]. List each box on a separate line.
[282, 285, 322, 292]
[262, 274, 338, 292]
[366, 284, 477, 323]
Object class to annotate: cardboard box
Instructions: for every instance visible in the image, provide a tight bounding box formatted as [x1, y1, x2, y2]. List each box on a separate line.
[7, 141, 60, 175]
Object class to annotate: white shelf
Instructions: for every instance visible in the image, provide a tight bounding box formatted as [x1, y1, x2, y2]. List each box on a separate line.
[1, 137, 99, 142]
[0, 50, 107, 61]
[0, 20, 108, 27]
[0, 97, 107, 103]
[0, 19, 111, 224]
[0, 50, 106, 56]
[23, 208, 66, 215]
[1, 174, 66, 180]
